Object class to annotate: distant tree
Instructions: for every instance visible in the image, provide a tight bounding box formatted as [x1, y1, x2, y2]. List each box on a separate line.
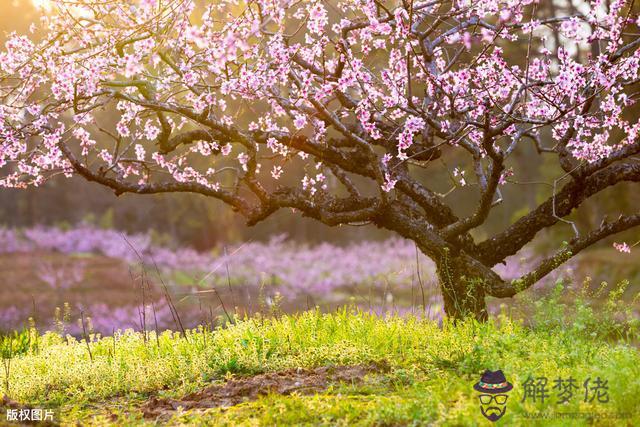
[1, 0, 639, 320]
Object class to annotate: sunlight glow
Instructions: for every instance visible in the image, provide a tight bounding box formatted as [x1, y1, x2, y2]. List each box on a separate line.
[31, 0, 53, 11]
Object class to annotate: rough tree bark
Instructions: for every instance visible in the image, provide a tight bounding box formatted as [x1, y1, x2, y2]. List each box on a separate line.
[434, 252, 489, 321]
[378, 207, 502, 321]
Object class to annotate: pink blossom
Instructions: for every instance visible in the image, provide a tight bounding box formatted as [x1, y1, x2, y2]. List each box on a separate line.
[0, 0, 637, 266]
[613, 242, 631, 254]
[271, 165, 283, 179]
[382, 173, 397, 192]
[293, 113, 307, 130]
[135, 144, 146, 161]
[308, 3, 328, 36]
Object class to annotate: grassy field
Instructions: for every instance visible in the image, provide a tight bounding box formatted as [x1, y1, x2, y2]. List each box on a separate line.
[1, 286, 640, 426]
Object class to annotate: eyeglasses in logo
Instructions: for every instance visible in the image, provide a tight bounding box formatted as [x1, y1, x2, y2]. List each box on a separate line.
[474, 370, 513, 422]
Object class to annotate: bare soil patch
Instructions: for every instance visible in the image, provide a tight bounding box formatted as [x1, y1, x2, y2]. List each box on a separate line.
[141, 362, 387, 419]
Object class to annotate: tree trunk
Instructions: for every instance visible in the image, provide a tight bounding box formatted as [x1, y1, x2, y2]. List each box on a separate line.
[379, 208, 497, 321]
[435, 249, 489, 321]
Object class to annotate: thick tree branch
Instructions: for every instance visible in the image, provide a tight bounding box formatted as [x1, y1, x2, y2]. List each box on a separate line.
[59, 143, 252, 214]
[478, 163, 640, 266]
[488, 213, 640, 298]
[270, 188, 381, 226]
[157, 129, 224, 154]
[443, 149, 504, 238]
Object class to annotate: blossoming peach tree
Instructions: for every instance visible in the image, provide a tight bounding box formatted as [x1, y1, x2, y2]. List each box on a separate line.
[1, 0, 639, 319]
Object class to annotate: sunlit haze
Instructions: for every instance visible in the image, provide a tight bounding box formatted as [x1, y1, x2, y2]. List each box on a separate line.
[31, 0, 53, 11]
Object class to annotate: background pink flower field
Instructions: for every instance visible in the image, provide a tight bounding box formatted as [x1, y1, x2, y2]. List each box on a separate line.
[2, 224, 629, 335]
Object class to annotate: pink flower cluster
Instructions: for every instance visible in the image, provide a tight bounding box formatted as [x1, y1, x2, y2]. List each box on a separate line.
[0, 225, 438, 297]
[613, 242, 631, 254]
[0, 224, 576, 299]
[0, 0, 635, 195]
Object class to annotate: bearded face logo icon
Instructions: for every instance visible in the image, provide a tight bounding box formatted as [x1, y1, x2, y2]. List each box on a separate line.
[474, 370, 513, 422]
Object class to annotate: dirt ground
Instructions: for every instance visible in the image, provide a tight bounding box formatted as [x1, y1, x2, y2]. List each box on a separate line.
[0, 252, 333, 334]
[0, 252, 418, 335]
[0, 252, 209, 334]
[0, 252, 138, 306]
[141, 362, 388, 420]
[1, 248, 636, 335]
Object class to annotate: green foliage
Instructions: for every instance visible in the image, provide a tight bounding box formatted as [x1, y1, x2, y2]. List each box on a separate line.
[98, 208, 115, 230]
[1, 328, 38, 359]
[521, 277, 640, 342]
[0, 301, 638, 426]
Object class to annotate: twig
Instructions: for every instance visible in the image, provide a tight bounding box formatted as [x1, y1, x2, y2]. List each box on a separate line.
[80, 311, 94, 362]
[1, 335, 12, 396]
[151, 301, 160, 348]
[223, 246, 237, 315]
[212, 287, 234, 325]
[415, 243, 426, 313]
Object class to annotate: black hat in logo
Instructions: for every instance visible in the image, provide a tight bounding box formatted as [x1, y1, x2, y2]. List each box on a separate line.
[474, 370, 513, 394]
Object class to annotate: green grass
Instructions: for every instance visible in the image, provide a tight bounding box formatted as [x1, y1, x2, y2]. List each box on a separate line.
[1, 297, 639, 426]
